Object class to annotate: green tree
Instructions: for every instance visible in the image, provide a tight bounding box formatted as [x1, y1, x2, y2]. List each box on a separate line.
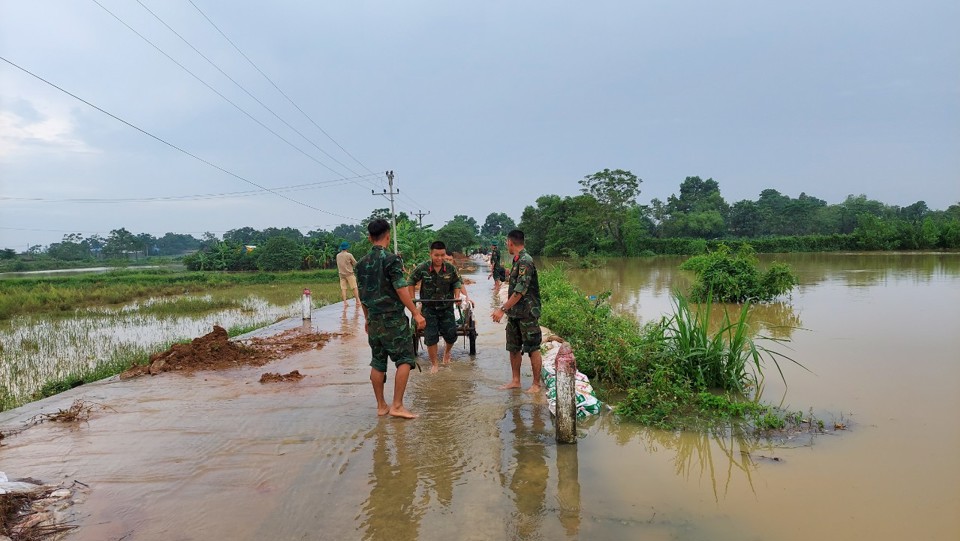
[578, 169, 642, 253]
[728, 200, 762, 237]
[481, 212, 516, 238]
[257, 236, 302, 271]
[519, 195, 563, 255]
[437, 219, 478, 254]
[47, 233, 91, 261]
[223, 227, 263, 246]
[103, 228, 140, 257]
[662, 177, 729, 238]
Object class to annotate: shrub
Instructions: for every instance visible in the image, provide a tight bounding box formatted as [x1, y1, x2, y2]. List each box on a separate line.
[680, 243, 798, 303]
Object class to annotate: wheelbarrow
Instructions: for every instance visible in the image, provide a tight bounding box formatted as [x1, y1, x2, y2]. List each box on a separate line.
[412, 298, 478, 356]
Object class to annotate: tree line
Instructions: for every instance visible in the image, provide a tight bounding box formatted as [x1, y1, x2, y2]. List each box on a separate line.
[5, 168, 957, 271]
[0, 210, 516, 273]
[518, 169, 960, 256]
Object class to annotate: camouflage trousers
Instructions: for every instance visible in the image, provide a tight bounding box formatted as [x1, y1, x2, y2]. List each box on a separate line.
[367, 311, 415, 372]
[423, 306, 457, 347]
[505, 315, 542, 354]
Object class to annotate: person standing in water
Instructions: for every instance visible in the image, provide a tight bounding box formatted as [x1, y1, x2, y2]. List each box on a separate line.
[336, 241, 360, 307]
[355, 219, 426, 419]
[491, 229, 542, 393]
[408, 241, 463, 373]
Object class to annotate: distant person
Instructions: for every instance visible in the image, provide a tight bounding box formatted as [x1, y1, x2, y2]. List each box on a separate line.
[356, 219, 426, 419]
[491, 229, 542, 393]
[408, 241, 464, 373]
[336, 241, 360, 307]
[488, 241, 506, 290]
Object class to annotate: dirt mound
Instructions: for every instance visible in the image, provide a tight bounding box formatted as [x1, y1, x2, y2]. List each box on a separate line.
[259, 370, 304, 383]
[121, 326, 338, 379]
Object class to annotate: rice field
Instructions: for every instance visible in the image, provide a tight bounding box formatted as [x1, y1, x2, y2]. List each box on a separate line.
[0, 280, 341, 410]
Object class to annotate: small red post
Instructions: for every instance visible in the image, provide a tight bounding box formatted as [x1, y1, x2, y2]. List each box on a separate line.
[302, 288, 312, 320]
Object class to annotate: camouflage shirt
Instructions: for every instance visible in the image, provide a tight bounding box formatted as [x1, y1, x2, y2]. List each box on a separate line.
[409, 261, 463, 304]
[507, 248, 540, 319]
[490, 246, 503, 271]
[356, 246, 407, 316]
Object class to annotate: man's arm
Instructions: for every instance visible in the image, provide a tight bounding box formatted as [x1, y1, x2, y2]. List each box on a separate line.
[396, 286, 426, 330]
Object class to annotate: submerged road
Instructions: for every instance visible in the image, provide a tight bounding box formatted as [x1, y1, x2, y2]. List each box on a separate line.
[0, 260, 592, 541]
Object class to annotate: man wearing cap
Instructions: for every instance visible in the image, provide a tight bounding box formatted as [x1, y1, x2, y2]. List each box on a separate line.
[408, 241, 464, 373]
[488, 241, 506, 290]
[336, 241, 360, 306]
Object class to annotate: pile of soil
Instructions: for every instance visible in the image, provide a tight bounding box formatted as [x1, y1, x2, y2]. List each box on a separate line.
[121, 326, 336, 379]
[259, 370, 304, 384]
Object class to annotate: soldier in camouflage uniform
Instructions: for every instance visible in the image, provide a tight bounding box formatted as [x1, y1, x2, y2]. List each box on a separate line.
[356, 219, 426, 419]
[488, 242, 506, 289]
[491, 229, 543, 393]
[408, 241, 463, 373]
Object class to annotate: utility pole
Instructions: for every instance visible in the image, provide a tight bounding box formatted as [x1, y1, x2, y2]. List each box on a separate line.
[372, 170, 400, 254]
[412, 209, 430, 228]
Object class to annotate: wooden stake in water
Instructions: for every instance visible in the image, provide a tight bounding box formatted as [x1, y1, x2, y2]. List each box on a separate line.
[302, 289, 312, 320]
[555, 342, 577, 444]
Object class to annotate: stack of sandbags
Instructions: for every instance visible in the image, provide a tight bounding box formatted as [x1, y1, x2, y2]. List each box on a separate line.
[540, 340, 603, 419]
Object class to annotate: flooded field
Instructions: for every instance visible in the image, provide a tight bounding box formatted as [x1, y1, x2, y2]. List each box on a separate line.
[1, 253, 958, 540]
[0, 282, 338, 407]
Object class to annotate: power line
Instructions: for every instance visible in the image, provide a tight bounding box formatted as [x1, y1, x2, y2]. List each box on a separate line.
[90, 0, 350, 178]
[0, 54, 359, 221]
[133, 0, 364, 179]
[186, 0, 378, 178]
[0, 173, 382, 204]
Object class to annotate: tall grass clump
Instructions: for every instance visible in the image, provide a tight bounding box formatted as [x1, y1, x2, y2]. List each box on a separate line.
[680, 243, 798, 303]
[539, 266, 804, 431]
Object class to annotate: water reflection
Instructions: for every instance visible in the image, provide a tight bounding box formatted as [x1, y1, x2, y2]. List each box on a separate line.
[499, 404, 549, 539]
[606, 415, 768, 503]
[361, 422, 422, 541]
[556, 444, 582, 536]
[341, 303, 360, 334]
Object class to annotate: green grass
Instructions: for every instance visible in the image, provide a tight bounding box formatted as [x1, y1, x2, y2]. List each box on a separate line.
[0, 268, 339, 320]
[538, 265, 809, 431]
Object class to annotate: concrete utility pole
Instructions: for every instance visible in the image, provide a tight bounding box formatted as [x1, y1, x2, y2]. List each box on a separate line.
[412, 210, 430, 228]
[372, 170, 400, 253]
[555, 342, 578, 444]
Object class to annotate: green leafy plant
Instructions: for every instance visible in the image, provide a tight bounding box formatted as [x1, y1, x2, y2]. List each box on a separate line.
[680, 243, 798, 302]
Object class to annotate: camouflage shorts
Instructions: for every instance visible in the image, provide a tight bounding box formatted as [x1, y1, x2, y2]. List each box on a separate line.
[367, 311, 415, 372]
[424, 307, 457, 346]
[505, 316, 542, 354]
[494, 267, 506, 281]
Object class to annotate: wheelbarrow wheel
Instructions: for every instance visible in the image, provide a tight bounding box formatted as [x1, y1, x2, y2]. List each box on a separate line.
[468, 318, 477, 355]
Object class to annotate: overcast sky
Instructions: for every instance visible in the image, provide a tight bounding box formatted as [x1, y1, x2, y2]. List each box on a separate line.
[1, 0, 958, 249]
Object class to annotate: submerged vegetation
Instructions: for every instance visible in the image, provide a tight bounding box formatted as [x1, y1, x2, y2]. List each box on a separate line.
[679, 244, 799, 303]
[539, 266, 805, 431]
[0, 272, 342, 411]
[0, 268, 339, 320]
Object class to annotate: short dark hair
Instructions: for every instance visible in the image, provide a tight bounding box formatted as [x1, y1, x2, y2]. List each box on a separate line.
[430, 240, 446, 251]
[445, 249, 453, 256]
[506, 229, 524, 245]
[367, 219, 391, 241]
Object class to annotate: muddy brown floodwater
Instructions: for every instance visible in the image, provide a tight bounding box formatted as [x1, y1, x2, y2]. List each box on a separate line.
[1, 253, 958, 540]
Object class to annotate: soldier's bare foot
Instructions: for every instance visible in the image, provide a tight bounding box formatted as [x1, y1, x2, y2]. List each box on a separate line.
[525, 384, 542, 394]
[377, 405, 390, 416]
[499, 381, 521, 390]
[389, 407, 418, 419]
[430, 363, 439, 374]
[442, 354, 452, 365]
